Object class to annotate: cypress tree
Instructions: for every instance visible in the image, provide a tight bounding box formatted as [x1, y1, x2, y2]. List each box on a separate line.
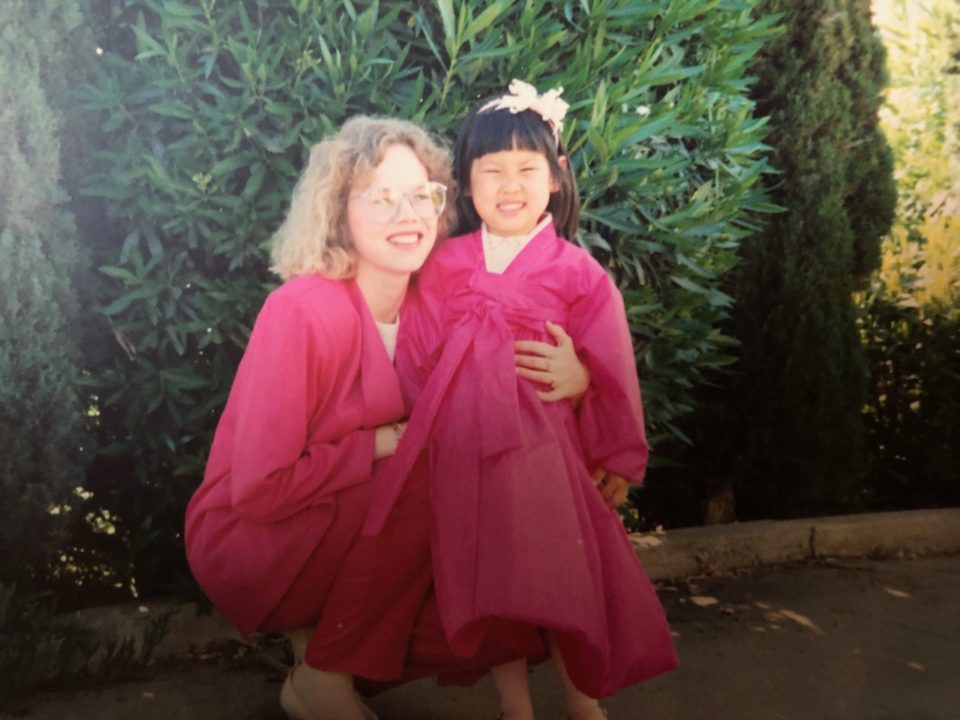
[655, 1, 898, 524]
[729, 0, 896, 518]
[0, 1, 90, 590]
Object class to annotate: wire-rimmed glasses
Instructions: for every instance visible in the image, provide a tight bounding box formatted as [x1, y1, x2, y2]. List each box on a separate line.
[349, 181, 448, 224]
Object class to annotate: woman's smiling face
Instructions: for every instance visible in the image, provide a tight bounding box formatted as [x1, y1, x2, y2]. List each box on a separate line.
[346, 143, 439, 280]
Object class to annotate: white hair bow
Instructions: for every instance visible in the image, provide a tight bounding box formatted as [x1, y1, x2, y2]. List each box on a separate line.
[480, 79, 569, 140]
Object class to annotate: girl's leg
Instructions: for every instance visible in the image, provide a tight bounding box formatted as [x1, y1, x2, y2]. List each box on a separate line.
[490, 658, 535, 720]
[547, 634, 606, 720]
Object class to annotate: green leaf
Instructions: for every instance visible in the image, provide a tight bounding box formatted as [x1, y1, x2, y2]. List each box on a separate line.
[210, 154, 251, 178]
[100, 265, 139, 283]
[100, 286, 158, 316]
[464, 2, 508, 41]
[243, 163, 266, 198]
[435, 0, 456, 56]
[161, 1, 201, 19]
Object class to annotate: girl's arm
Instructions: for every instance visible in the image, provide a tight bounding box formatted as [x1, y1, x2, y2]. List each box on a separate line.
[515, 314, 633, 508]
[593, 468, 630, 509]
[225, 293, 398, 523]
[567, 268, 649, 485]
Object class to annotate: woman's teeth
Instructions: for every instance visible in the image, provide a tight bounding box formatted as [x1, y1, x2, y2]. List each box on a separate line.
[388, 232, 420, 245]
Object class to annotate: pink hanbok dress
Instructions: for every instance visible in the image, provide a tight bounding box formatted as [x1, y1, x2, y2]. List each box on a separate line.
[365, 222, 678, 698]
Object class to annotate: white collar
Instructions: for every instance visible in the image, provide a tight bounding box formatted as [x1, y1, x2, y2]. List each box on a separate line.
[481, 214, 552, 247]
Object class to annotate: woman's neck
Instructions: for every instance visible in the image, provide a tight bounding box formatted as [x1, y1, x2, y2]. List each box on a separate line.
[354, 268, 408, 323]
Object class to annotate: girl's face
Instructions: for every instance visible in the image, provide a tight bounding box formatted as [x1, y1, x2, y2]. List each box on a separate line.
[467, 147, 560, 237]
[347, 143, 439, 281]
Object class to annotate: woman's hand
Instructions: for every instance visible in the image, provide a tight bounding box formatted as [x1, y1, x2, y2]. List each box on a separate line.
[374, 421, 407, 460]
[514, 320, 590, 403]
[592, 468, 630, 509]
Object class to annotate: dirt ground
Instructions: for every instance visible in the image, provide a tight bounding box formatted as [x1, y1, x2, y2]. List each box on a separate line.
[5, 555, 959, 720]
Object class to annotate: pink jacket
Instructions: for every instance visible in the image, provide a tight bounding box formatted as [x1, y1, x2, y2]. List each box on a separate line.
[185, 275, 407, 632]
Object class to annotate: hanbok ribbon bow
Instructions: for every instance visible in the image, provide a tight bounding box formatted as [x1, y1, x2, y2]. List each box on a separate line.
[361, 302, 524, 538]
[480, 79, 569, 139]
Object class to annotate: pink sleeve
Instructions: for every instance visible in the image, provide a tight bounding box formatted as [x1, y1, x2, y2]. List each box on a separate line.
[567, 269, 650, 484]
[227, 293, 376, 522]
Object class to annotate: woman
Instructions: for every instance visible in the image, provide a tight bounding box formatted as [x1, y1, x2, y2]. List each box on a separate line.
[184, 116, 589, 720]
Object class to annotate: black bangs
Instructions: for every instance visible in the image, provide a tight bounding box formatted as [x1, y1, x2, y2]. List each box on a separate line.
[456, 107, 557, 169]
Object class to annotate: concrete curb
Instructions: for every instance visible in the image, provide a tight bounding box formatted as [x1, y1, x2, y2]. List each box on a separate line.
[67, 508, 960, 662]
[631, 508, 960, 580]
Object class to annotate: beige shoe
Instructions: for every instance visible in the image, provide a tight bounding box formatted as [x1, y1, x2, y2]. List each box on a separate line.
[279, 665, 379, 720]
[280, 670, 310, 719]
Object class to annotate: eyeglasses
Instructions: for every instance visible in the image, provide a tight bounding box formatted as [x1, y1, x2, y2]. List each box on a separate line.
[349, 182, 448, 224]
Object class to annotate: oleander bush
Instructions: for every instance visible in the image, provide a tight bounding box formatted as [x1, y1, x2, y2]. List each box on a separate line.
[79, 0, 779, 589]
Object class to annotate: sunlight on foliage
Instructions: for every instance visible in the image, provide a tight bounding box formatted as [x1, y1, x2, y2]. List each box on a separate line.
[856, 0, 960, 511]
[871, 0, 960, 313]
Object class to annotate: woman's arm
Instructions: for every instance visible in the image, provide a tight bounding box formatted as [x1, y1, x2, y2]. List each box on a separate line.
[223, 291, 402, 523]
[513, 320, 590, 403]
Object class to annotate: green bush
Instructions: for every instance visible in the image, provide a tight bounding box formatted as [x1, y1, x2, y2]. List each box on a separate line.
[0, 0, 91, 592]
[80, 0, 778, 585]
[858, 294, 960, 510]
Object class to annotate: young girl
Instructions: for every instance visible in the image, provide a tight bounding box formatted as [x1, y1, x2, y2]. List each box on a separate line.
[364, 80, 678, 719]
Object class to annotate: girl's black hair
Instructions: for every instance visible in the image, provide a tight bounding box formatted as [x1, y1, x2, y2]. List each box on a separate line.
[453, 98, 580, 240]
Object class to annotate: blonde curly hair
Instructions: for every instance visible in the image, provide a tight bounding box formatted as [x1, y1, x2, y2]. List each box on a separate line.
[271, 116, 455, 281]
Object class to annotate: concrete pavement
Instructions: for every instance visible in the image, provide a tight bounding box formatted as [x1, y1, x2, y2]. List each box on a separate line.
[5, 509, 960, 720]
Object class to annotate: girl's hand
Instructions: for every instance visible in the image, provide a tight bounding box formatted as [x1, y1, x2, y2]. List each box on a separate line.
[514, 320, 590, 403]
[374, 421, 407, 460]
[592, 468, 630, 509]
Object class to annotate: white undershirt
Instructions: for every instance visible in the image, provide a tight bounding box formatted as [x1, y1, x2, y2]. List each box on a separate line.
[481, 214, 552, 274]
[375, 316, 399, 362]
